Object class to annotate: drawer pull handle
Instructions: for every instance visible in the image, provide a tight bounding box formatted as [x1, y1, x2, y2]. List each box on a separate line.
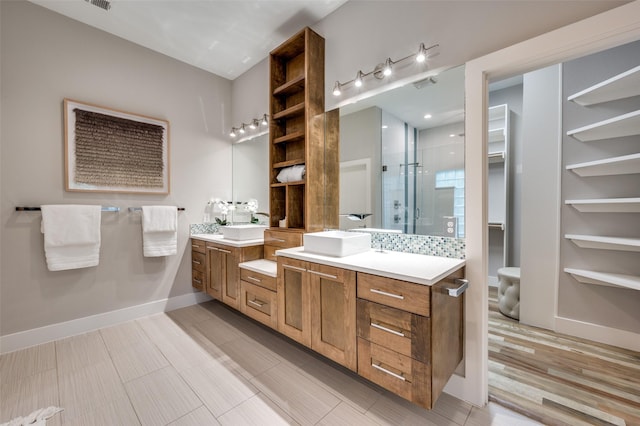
[192, 244, 201, 248]
[370, 288, 404, 300]
[207, 246, 218, 251]
[284, 264, 307, 273]
[372, 363, 406, 381]
[271, 238, 286, 243]
[248, 299, 266, 308]
[192, 260, 201, 265]
[246, 276, 262, 283]
[447, 279, 469, 297]
[371, 322, 405, 337]
[193, 278, 202, 284]
[218, 248, 232, 254]
[308, 270, 338, 280]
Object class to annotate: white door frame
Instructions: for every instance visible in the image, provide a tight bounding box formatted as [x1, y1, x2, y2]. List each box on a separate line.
[445, 1, 640, 406]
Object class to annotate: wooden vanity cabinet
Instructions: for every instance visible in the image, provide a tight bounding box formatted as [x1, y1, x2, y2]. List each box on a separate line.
[240, 268, 278, 329]
[190, 239, 207, 291]
[205, 241, 262, 308]
[277, 257, 357, 370]
[356, 270, 464, 409]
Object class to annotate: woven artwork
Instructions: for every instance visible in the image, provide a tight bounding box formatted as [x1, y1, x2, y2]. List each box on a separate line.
[64, 99, 169, 194]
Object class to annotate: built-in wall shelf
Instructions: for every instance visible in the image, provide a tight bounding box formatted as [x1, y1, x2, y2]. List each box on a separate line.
[489, 128, 505, 143]
[488, 151, 505, 163]
[273, 75, 305, 96]
[565, 198, 640, 213]
[273, 159, 305, 169]
[274, 131, 305, 144]
[489, 222, 505, 230]
[566, 153, 640, 177]
[565, 234, 640, 252]
[271, 180, 305, 188]
[566, 110, 640, 142]
[564, 268, 640, 291]
[568, 65, 640, 106]
[272, 102, 305, 120]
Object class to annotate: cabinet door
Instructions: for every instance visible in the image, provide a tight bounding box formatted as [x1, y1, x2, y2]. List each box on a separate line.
[206, 246, 223, 300]
[277, 258, 311, 347]
[220, 247, 240, 309]
[309, 263, 357, 371]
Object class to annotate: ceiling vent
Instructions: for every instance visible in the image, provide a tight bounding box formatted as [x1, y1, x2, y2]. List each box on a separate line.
[84, 0, 111, 11]
[412, 76, 437, 90]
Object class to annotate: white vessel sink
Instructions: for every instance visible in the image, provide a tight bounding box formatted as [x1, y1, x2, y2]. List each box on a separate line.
[303, 231, 371, 257]
[220, 224, 267, 241]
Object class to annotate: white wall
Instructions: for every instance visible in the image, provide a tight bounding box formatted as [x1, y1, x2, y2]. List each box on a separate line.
[0, 1, 232, 341]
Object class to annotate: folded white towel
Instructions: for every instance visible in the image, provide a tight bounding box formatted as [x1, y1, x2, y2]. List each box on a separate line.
[276, 165, 306, 183]
[41, 205, 101, 271]
[142, 206, 177, 257]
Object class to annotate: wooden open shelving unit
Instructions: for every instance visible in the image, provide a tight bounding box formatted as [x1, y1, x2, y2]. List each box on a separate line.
[269, 27, 338, 233]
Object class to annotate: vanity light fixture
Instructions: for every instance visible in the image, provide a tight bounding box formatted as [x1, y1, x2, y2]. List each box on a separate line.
[332, 42, 438, 96]
[229, 113, 269, 138]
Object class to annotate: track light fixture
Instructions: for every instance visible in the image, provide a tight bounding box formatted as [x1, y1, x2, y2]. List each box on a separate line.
[332, 42, 438, 96]
[229, 113, 269, 139]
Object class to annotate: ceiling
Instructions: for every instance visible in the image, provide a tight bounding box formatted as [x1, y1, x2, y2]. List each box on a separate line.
[29, 0, 347, 80]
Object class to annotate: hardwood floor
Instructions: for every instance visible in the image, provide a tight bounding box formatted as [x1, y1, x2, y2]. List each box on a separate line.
[488, 287, 640, 426]
[1, 300, 540, 426]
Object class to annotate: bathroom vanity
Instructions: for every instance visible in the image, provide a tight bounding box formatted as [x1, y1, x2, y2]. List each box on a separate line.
[190, 235, 466, 410]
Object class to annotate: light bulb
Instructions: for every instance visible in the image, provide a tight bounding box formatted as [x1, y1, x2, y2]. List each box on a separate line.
[332, 81, 341, 96]
[249, 120, 256, 130]
[261, 115, 268, 126]
[239, 125, 245, 134]
[383, 58, 392, 76]
[416, 43, 427, 63]
[354, 71, 363, 88]
[424, 114, 432, 119]
[229, 128, 236, 137]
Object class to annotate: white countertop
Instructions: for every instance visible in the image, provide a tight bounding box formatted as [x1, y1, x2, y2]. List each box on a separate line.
[275, 247, 465, 286]
[191, 234, 264, 248]
[239, 259, 278, 278]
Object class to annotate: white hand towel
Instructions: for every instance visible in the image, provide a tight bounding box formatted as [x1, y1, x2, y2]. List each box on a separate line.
[141, 206, 177, 257]
[40, 205, 101, 271]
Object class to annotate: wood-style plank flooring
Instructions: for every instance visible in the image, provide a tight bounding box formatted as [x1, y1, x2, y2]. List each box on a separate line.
[488, 287, 640, 426]
[1, 300, 540, 426]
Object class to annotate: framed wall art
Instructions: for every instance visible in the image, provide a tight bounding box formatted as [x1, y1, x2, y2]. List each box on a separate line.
[64, 99, 170, 194]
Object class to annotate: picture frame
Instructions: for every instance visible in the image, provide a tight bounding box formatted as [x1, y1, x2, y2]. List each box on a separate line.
[64, 98, 170, 194]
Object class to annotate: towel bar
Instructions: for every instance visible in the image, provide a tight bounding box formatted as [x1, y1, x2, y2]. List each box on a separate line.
[16, 206, 120, 212]
[128, 207, 185, 212]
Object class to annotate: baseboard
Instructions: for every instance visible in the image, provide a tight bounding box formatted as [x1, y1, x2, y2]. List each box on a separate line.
[0, 291, 212, 354]
[555, 316, 640, 352]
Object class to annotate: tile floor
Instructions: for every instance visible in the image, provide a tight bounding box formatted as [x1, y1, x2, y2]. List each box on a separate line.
[1, 301, 541, 425]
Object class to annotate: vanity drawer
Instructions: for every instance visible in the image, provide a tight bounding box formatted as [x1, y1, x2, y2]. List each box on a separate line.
[191, 251, 206, 273]
[264, 229, 303, 248]
[357, 273, 430, 317]
[357, 299, 430, 363]
[357, 338, 431, 408]
[192, 270, 204, 291]
[240, 280, 277, 329]
[240, 268, 276, 292]
[190, 239, 206, 254]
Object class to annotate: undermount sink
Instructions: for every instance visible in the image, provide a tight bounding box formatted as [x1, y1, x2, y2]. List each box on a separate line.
[220, 224, 267, 241]
[303, 230, 371, 257]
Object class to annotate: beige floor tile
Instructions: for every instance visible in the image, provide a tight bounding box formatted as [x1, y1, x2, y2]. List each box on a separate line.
[432, 391, 473, 425]
[365, 391, 461, 426]
[250, 363, 340, 425]
[100, 320, 151, 352]
[465, 402, 543, 426]
[137, 313, 192, 341]
[317, 401, 382, 426]
[217, 393, 299, 426]
[56, 331, 111, 375]
[125, 366, 202, 426]
[0, 369, 59, 424]
[0, 342, 56, 384]
[168, 406, 220, 426]
[194, 317, 245, 347]
[179, 362, 258, 417]
[293, 356, 380, 413]
[62, 394, 141, 426]
[219, 336, 281, 379]
[167, 304, 216, 327]
[110, 341, 170, 382]
[58, 360, 128, 422]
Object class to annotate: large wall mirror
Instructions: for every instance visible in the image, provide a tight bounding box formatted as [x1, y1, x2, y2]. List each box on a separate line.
[336, 65, 465, 236]
[231, 133, 269, 224]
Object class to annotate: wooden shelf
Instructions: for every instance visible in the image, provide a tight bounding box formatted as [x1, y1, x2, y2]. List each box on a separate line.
[564, 268, 640, 291]
[274, 131, 305, 144]
[271, 180, 305, 188]
[488, 151, 505, 163]
[566, 153, 640, 177]
[273, 75, 305, 96]
[273, 159, 305, 169]
[565, 234, 640, 252]
[568, 65, 640, 106]
[565, 197, 640, 213]
[566, 110, 640, 142]
[273, 102, 305, 120]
